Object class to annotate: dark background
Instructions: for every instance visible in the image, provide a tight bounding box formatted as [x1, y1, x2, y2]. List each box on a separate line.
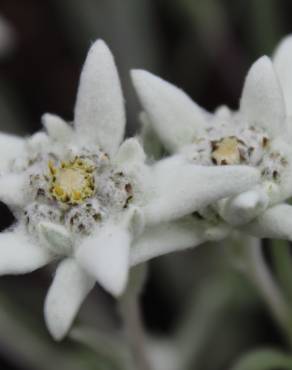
[0, 1, 290, 369]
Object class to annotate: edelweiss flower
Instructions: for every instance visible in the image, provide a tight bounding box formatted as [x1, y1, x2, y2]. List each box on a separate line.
[0, 40, 258, 340]
[131, 35, 292, 263]
[0, 39, 134, 340]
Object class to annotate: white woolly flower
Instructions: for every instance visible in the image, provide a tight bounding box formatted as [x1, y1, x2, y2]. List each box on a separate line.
[131, 35, 292, 263]
[0, 40, 258, 340]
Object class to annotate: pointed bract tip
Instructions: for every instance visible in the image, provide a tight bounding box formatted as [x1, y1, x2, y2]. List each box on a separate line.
[87, 39, 112, 58]
[131, 69, 160, 88]
[249, 55, 273, 74]
[131, 68, 148, 78]
[274, 34, 292, 56]
[82, 39, 114, 70]
[115, 137, 146, 167]
[44, 305, 66, 342]
[240, 53, 285, 137]
[105, 274, 128, 297]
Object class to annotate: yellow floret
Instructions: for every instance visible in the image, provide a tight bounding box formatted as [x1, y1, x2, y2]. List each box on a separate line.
[48, 157, 95, 204]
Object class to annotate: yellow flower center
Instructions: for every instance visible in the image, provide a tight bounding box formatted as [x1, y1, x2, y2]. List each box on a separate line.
[211, 137, 241, 165]
[48, 158, 95, 204]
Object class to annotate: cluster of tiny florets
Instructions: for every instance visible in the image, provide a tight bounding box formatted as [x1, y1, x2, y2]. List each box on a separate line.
[65, 199, 104, 235]
[21, 145, 134, 237]
[182, 118, 288, 186]
[48, 157, 96, 205]
[181, 119, 289, 224]
[24, 202, 62, 234]
[184, 123, 269, 166]
[260, 151, 288, 183]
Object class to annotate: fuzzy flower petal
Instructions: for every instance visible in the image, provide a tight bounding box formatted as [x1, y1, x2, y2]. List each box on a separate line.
[44, 258, 95, 341]
[130, 217, 229, 266]
[0, 133, 25, 174]
[144, 155, 260, 225]
[0, 226, 52, 275]
[131, 70, 207, 152]
[242, 203, 292, 240]
[114, 137, 146, 170]
[37, 222, 72, 255]
[273, 35, 292, 116]
[0, 173, 28, 208]
[41, 113, 73, 142]
[217, 187, 269, 226]
[76, 221, 131, 297]
[240, 56, 285, 137]
[74, 40, 125, 156]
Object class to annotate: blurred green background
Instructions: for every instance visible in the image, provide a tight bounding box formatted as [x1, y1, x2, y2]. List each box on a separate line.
[0, 1, 291, 369]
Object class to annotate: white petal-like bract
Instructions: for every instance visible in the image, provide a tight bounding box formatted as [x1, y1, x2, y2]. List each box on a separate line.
[38, 222, 72, 256]
[242, 203, 292, 240]
[76, 222, 131, 297]
[42, 113, 73, 142]
[273, 35, 292, 116]
[0, 173, 28, 208]
[0, 133, 25, 174]
[240, 56, 286, 137]
[44, 258, 95, 341]
[0, 226, 52, 275]
[114, 137, 146, 170]
[217, 187, 269, 226]
[132, 70, 207, 152]
[74, 40, 125, 156]
[144, 155, 260, 225]
[130, 217, 229, 265]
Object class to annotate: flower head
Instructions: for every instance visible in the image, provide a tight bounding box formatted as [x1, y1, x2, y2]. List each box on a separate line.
[0, 39, 142, 340]
[131, 35, 292, 260]
[0, 37, 259, 341]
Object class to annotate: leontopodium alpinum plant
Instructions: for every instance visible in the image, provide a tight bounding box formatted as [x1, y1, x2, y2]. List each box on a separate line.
[0, 40, 258, 340]
[131, 35, 292, 262]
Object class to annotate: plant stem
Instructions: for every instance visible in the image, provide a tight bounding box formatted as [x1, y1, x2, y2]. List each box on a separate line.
[270, 240, 292, 305]
[119, 265, 152, 370]
[245, 237, 292, 348]
[70, 326, 133, 370]
[119, 294, 152, 370]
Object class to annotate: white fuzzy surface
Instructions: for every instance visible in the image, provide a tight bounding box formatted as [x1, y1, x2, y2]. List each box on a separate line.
[130, 217, 228, 266]
[44, 258, 95, 341]
[217, 187, 269, 226]
[240, 56, 285, 137]
[131, 69, 207, 152]
[0, 226, 51, 275]
[42, 113, 73, 142]
[0, 172, 28, 208]
[38, 222, 72, 256]
[114, 137, 146, 170]
[74, 40, 125, 156]
[0, 133, 25, 174]
[76, 221, 131, 296]
[242, 204, 292, 240]
[273, 35, 292, 116]
[143, 155, 260, 225]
